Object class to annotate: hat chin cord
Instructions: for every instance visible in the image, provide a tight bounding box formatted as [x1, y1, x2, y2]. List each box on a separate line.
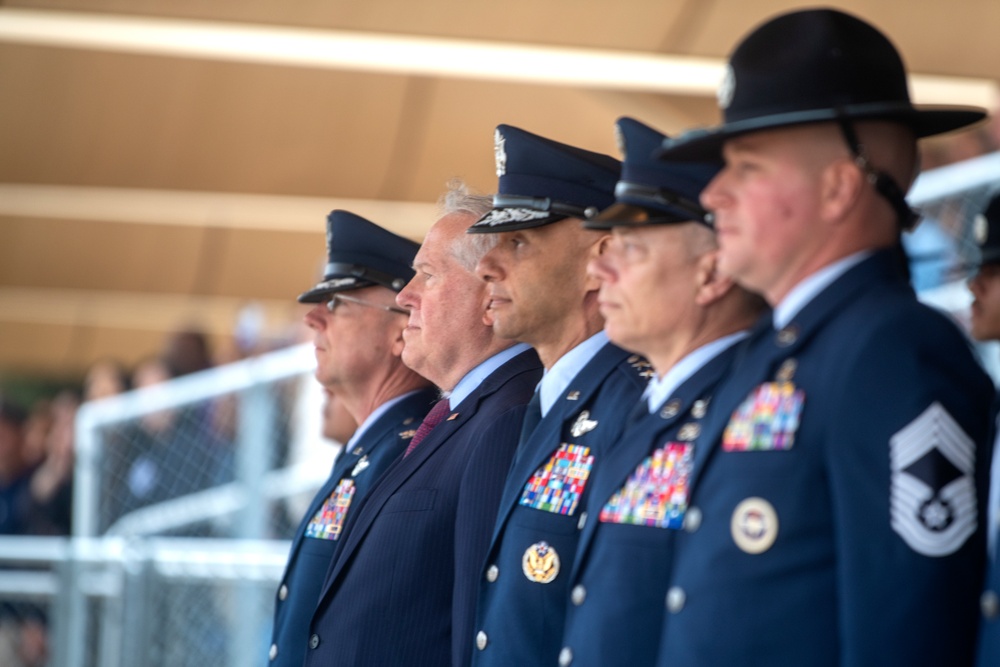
[836, 117, 921, 231]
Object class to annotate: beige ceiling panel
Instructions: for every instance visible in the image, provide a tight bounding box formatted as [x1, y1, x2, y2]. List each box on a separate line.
[0, 217, 208, 293]
[0, 43, 417, 197]
[203, 227, 324, 300]
[401, 79, 723, 201]
[0, 321, 80, 376]
[0, 320, 214, 378]
[7, 0, 687, 51]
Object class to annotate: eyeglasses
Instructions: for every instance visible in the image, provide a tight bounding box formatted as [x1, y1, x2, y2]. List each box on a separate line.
[325, 293, 408, 315]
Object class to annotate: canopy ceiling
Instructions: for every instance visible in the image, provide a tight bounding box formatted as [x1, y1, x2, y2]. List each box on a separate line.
[2, 0, 999, 380]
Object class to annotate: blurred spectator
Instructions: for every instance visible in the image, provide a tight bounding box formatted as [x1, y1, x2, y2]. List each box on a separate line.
[83, 358, 129, 402]
[20, 401, 52, 473]
[0, 399, 32, 536]
[162, 328, 213, 378]
[110, 357, 232, 526]
[321, 387, 356, 444]
[0, 398, 45, 667]
[27, 391, 78, 536]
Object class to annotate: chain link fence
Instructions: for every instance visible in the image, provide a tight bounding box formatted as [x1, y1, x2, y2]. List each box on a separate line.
[7, 343, 331, 667]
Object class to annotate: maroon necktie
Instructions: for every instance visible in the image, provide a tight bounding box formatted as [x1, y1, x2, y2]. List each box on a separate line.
[404, 398, 451, 457]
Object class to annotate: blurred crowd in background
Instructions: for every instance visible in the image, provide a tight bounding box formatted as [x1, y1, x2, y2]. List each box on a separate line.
[0, 311, 321, 667]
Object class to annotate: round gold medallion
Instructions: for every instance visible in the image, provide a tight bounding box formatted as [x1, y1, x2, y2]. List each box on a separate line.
[522, 541, 560, 583]
[730, 497, 779, 555]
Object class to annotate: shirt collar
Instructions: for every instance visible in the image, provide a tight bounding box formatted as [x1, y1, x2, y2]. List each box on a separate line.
[537, 330, 609, 417]
[345, 388, 427, 450]
[644, 331, 749, 413]
[773, 250, 872, 330]
[448, 343, 532, 410]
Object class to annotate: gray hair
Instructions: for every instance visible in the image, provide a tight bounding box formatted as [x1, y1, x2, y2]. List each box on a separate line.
[439, 179, 498, 271]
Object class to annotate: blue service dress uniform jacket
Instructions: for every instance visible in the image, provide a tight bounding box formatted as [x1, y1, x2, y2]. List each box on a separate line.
[468, 343, 650, 667]
[655, 249, 994, 667]
[560, 343, 742, 667]
[303, 349, 542, 667]
[266, 387, 437, 667]
[976, 397, 1000, 667]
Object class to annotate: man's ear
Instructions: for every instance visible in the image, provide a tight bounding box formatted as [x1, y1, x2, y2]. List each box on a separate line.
[694, 249, 736, 307]
[584, 234, 612, 292]
[390, 322, 407, 357]
[820, 157, 865, 225]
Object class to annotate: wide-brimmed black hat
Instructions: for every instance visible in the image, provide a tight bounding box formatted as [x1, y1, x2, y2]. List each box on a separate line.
[586, 117, 720, 230]
[468, 125, 621, 233]
[975, 193, 1000, 266]
[658, 8, 987, 161]
[298, 210, 420, 303]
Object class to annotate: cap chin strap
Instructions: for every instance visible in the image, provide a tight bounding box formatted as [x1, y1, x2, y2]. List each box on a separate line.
[611, 182, 714, 227]
[323, 262, 408, 292]
[491, 194, 598, 220]
[836, 117, 920, 231]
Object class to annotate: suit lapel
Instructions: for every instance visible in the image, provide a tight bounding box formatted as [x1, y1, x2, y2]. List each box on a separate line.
[282, 388, 435, 577]
[316, 350, 536, 602]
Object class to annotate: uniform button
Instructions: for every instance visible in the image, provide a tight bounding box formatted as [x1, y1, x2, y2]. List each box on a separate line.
[476, 631, 488, 650]
[269, 644, 278, 661]
[571, 585, 586, 606]
[683, 507, 702, 533]
[558, 646, 573, 666]
[309, 634, 320, 650]
[486, 564, 499, 582]
[278, 585, 288, 601]
[666, 586, 686, 613]
[983, 591, 1000, 619]
[577, 511, 588, 530]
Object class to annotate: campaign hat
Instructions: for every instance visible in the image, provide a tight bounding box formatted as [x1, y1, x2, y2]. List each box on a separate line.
[658, 8, 986, 161]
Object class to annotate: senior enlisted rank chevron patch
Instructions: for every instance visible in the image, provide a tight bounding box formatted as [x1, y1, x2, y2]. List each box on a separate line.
[890, 401, 977, 557]
[600, 442, 693, 529]
[519, 444, 594, 515]
[305, 478, 356, 540]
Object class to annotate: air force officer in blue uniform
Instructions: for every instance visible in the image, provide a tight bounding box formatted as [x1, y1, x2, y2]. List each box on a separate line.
[971, 193, 1000, 666]
[464, 125, 649, 667]
[268, 210, 437, 667]
[558, 116, 766, 667]
[303, 184, 542, 667]
[654, 9, 994, 666]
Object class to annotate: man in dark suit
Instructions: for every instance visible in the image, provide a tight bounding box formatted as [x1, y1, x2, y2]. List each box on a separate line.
[463, 125, 648, 667]
[971, 193, 1000, 667]
[654, 9, 994, 666]
[268, 210, 437, 667]
[558, 116, 765, 667]
[302, 184, 542, 667]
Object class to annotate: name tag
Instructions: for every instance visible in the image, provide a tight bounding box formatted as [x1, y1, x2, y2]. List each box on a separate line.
[305, 478, 355, 540]
[519, 443, 594, 516]
[600, 442, 693, 529]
